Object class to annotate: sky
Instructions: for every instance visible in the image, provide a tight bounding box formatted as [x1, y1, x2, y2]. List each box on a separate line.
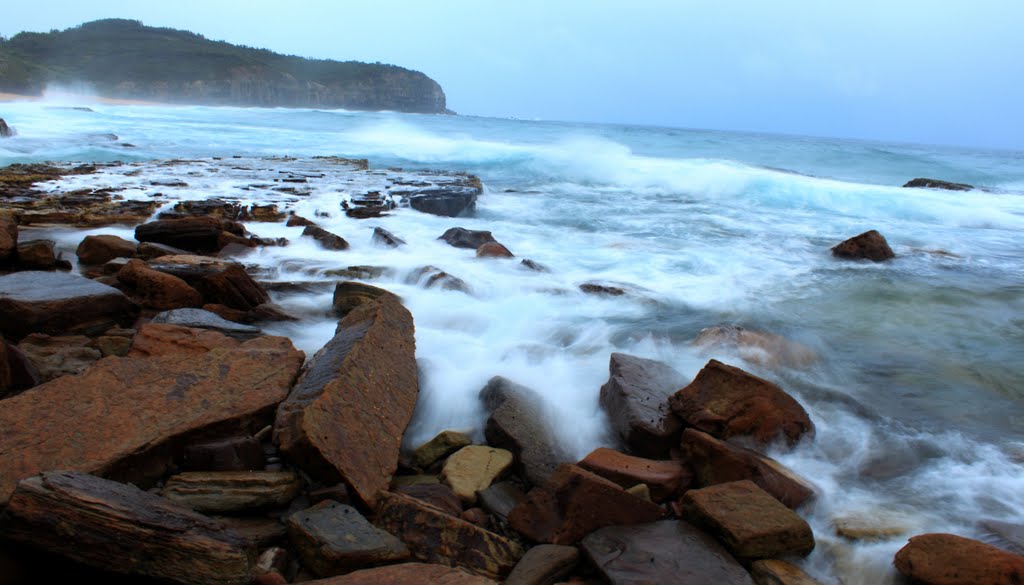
[2, 0, 1023, 149]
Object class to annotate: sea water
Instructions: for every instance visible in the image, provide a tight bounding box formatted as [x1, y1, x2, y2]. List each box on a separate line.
[2, 99, 1023, 584]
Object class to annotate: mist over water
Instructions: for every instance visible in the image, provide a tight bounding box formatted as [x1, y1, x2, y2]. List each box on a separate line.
[2, 100, 1023, 584]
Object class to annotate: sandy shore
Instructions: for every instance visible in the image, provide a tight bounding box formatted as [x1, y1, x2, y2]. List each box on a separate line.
[0, 91, 163, 106]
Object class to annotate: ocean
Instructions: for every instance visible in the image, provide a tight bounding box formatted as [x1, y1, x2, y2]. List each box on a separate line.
[2, 99, 1023, 583]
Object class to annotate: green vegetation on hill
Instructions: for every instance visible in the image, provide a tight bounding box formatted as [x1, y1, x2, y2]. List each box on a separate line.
[0, 19, 449, 113]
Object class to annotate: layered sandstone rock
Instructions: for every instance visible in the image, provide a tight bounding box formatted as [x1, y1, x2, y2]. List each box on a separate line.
[0, 271, 138, 341]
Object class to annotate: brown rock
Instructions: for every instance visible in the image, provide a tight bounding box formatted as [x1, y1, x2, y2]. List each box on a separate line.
[287, 500, 409, 577]
[118, 258, 203, 310]
[287, 214, 317, 227]
[669, 359, 814, 447]
[247, 204, 286, 222]
[2, 471, 254, 585]
[183, 436, 265, 472]
[441, 446, 514, 504]
[332, 281, 400, 318]
[0, 323, 304, 505]
[194, 265, 271, 311]
[508, 464, 664, 545]
[395, 482, 463, 517]
[76, 234, 137, 265]
[93, 334, 133, 357]
[461, 507, 489, 526]
[750, 559, 825, 585]
[408, 265, 472, 293]
[412, 429, 474, 470]
[275, 297, 418, 508]
[15, 239, 63, 269]
[374, 491, 524, 579]
[215, 516, 288, 548]
[161, 471, 302, 513]
[0, 271, 139, 341]
[147, 254, 241, 283]
[439, 227, 496, 249]
[598, 352, 685, 458]
[681, 429, 815, 509]
[0, 336, 41, 397]
[0, 216, 16, 262]
[372, 226, 406, 247]
[577, 447, 690, 503]
[135, 216, 245, 254]
[303, 225, 350, 250]
[136, 241, 191, 260]
[894, 533, 1024, 585]
[580, 520, 756, 585]
[831, 229, 895, 261]
[480, 376, 572, 487]
[505, 544, 579, 585]
[477, 242, 514, 258]
[681, 480, 814, 559]
[301, 562, 498, 584]
[16, 333, 102, 382]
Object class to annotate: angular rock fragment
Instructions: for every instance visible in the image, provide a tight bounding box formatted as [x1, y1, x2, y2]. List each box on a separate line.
[599, 352, 685, 457]
[161, 471, 302, 513]
[16, 239, 66, 270]
[903, 177, 973, 191]
[477, 481, 527, 521]
[894, 533, 1024, 585]
[578, 447, 690, 503]
[441, 445, 513, 505]
[0, 271, 138, 341]
[2, 471, 254, 585]
[287, 500, 409, 576]
[372, 226, 406, 247]
[303, 225, 350, 250]
[194, 265, 270, 311]
[412, 429, 474, 470]
[332, 281, 399, 318]
[275, 297, 418, 508]
[0, 336, 40, 397]
[830, 230, 895, 262]
[118, 258, 203, 310]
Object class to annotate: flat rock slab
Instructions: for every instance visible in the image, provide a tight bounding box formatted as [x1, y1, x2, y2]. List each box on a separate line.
[0, 323, 304, 505]
[374, 491, 524, 579]
[412, 429, 474, 470]
[479, 376, 572, 487]
[2, 471, 254, 585]
[275, 297, 418, 508]
[682, 429, 814, 509]
[161, 471, 302, 513]
[0, 270, 138, 340]
[152, 308, 263, 340]
[669, 359, 813, 448]
[894, 533, 1024, 585]
[508, 463, 664, 545]
[332, 281, 400, 318]
[505, 544, 579, 585]
[750, 559, 825, 585]
[599, 352, 685, 457]
[581, 520, 756, 585]
[287, 500, 409, 577]
[578, 447, 691, 503]
[441, 445, 513, 505]
[682, 480, 815, 560]
[302, 562, 497, 585]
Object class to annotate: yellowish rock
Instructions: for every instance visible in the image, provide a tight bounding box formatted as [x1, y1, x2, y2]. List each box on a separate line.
[441, 445, 513, 504]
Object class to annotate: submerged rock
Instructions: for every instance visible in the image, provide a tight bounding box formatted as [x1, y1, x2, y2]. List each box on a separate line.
[903, 177, 974, 191]
[692, 325, 818, 369]
[439, 227, 496, 249]
[302, 225, 350, 250]
[831, 230, 895, 262]
[372, 226, 406, 247]
[476, 241, 514, 258]
[407, 265, 472, 293]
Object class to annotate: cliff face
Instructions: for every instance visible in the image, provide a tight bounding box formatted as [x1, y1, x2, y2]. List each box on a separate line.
[0, 20, 449, 114]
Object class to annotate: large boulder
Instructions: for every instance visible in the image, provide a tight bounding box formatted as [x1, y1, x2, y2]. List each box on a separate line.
[75, 234, 138, 265]
[300, 563, 497, 584]
[578, 447, 691, 503]
[508, 463, 664, 545]
[0, 323, 304, 505]
[374, 491, 524, 579]
[275, 297, 418, 508]
[409, 186, 479, 217]
[160, 471, 303, 514]
[333, 281, 400, 318]
[830, 230, 895, 261]
[599, 352, 685, 457]
[681, 480, 815, 560]
[894, 533, 1024, 585]
[479, 376, 572, 487]
[903, 177, 974, 191]
[580, 521, 756, 585]
[2, 471, 254, 585]
[0, 216, 16, 262]
[0, 271, 138, 341]
[669, 359, 814, 448]
[441, 445, 514, 505]
[287, 500, 410, 577]
[117, 258, 204, 310]
[681, 429, 814, 509]
[134, 216, 246, 254]
[438, 227, 496, 249]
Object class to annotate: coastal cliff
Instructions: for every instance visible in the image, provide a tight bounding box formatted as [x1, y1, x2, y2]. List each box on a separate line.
[0, 19, 449, 113]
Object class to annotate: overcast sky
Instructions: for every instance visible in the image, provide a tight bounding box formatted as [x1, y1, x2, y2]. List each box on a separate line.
[3, 0, 1022, 149]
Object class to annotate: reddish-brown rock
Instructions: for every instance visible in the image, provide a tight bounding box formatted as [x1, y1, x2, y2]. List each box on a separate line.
[76, 234, 137, 265]
[0, 323, 304, 505]
[476, 242, 514, 258]
[669, 359, 813, 447]
[303, 225, 350, 250]
[439, 227, 495, 250]
[599, 352, 685, 457]
[118, 258, 203, 310]
[275, 297, 418, 508]
[894, 533, 1024, 585]
[508, 463, 665, 545]
[681, 480, 814, 559]
[2, 471, 254, 585]
[578, 447, 690, 503]
[333, 281, 399, 318]
[0, 271, 139, 341]
[395, 482, 463, 517]
[15, 239, 65, 270]
[374, 491, 524, 579]
[0, 216, 17, 262]
[831, 230, 895, 262]
[681, 429, 814, 509]
[0, 336, 40, 397]
[750, 559, 824, 585]
[194, 265, 270, 311]
[581, 520, 756, 585]
[135, 216, 245, 254]
[302, 562, 498, 584]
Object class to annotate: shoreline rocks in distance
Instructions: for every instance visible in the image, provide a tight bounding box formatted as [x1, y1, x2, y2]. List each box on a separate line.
[903, 177, 974, 191]
[0, 118, 15, 137]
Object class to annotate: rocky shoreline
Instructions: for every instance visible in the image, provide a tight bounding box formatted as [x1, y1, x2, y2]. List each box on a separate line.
[1, 158, 1020, 584]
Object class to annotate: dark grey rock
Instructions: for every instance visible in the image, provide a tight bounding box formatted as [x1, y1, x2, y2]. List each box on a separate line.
[600, 353, 685, 458]
[903, 178, 973, 191]
[372, 226, 406, 247]
[438, 227, 495, 249]
[505, 544, 579, 585]
[409, 186, 479, 217]
[286, 500, 409, 577]
[478, 481, 527, 521]
[151, 308, 262, 340]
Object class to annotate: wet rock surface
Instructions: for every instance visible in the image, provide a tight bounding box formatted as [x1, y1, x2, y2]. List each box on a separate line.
[599, 352, 685, 457]
[831, 229, 895, 261]
[0, 271, 138, 341]
[903, 177, 974, 191]
[287, 500, 410, 577]
[894, 532, 1024, 585]
[151, 307, 263, 339]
